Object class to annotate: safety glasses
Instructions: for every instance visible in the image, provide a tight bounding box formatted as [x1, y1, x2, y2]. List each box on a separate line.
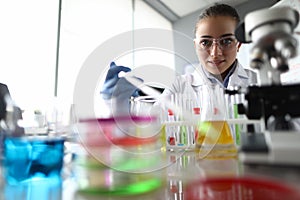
[194, 35, 238, 51]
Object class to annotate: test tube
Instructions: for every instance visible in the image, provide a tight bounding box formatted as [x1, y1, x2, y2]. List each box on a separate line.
[167, 109, 176, 146]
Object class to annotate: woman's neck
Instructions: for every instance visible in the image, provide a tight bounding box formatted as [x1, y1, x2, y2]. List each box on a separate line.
[210, 60, 237, 83]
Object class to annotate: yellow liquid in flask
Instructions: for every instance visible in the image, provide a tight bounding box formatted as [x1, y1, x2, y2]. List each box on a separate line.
[196, 121, 237, 158]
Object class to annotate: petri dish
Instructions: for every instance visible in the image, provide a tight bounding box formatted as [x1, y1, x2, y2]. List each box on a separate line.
[184, 176, 300, 200]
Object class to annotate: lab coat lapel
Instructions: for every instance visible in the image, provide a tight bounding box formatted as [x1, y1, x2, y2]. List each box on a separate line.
[227, 63, 250, 88]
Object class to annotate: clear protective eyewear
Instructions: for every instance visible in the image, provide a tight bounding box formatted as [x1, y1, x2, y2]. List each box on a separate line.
[195, 35, 238, 51]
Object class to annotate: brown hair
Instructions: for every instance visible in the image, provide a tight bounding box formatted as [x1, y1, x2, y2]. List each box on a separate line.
[194, 3, 240, 35]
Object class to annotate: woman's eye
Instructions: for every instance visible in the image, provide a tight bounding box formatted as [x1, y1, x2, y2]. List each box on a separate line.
[200, 39, 212, 47]
[220, 38, 233, 46]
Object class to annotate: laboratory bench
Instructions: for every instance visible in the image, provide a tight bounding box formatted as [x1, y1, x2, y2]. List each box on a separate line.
[2, 140, 300, 200]
[68, 152, 300, 200]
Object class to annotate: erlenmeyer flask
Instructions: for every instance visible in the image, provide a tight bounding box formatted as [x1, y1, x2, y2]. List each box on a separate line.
[195, 84, 237, 159]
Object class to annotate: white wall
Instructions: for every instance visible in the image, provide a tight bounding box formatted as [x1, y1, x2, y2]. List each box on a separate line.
[58, 0, 174, 108]
[0, 0, 59, 110]
[0, 0, 173, 115]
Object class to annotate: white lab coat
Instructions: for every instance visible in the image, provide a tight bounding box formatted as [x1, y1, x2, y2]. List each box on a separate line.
[162, 60, 257, 96]
[159, 60, 300, 132]
[158, 60, 259, 137]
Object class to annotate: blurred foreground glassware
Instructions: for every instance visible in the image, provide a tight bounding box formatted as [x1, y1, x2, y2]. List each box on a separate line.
[2, 134, 65, 200]
[75, 115, 166, 196]
[75, 152, 164, 196]
[4, 175, 62, 200]
[184, 176, 300, 200]
[3, 135, 65, 184]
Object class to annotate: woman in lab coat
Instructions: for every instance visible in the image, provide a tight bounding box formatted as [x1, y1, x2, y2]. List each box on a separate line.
[162, 3, 257, 96]
[100, 4, 258, 115]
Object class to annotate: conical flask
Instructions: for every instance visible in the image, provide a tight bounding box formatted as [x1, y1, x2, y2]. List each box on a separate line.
[195, 84, 237, 159]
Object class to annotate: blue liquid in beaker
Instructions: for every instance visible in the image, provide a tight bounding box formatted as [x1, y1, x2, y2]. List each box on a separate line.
[3, 136, 64, 184]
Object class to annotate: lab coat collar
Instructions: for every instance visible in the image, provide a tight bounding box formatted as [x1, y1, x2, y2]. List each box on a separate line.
[227, 62, 250, 87]
[234, 61, 249, 79]
[191, 61, 249, 87]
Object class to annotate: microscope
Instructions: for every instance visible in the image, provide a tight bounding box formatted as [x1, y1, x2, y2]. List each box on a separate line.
[234, 6, 300, 166]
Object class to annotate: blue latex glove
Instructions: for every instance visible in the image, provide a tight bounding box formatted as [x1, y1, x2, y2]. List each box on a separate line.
[100, 62, 140, 100]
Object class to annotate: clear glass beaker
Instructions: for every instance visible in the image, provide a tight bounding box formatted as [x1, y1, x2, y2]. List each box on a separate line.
[130, 96, 158, 117]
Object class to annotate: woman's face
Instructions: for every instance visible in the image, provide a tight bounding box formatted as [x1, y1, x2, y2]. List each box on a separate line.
[194, 16, 240, 75]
